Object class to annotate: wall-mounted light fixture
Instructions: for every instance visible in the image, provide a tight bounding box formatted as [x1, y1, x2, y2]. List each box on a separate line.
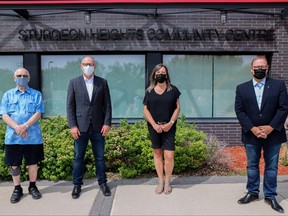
[220, 11, 227, 24]
[84, 11, 91, 24]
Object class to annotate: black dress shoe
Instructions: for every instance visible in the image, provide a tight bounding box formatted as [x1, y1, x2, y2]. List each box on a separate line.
[99, 183, 111, 196]
[29, 187, 42, 200]
[10, 187, 23, 203]
[238, 192, 259, 204]
[265, 197, 284, 213]
[72, 185, 81, 199]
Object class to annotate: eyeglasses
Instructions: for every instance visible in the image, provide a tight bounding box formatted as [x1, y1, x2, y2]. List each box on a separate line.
[82, 63, 94, 66]
[16, 75, 29, 78]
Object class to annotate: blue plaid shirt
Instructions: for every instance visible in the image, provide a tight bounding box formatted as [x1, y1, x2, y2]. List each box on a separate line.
[0, 86, 44, 145]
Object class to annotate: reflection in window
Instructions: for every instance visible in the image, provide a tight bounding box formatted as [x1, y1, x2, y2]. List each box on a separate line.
[213, 56, 254, 117]
[0, 56, 23, 100]
[163, 55, 255, 118]
[41, 55, 145, 118]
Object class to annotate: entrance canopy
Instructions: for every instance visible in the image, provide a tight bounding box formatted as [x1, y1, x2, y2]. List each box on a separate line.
[0, 0, 287, 4]
[0, 0, 288, 7]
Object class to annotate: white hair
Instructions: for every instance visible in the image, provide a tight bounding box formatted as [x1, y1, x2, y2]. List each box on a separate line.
[14, 68, 30, 76]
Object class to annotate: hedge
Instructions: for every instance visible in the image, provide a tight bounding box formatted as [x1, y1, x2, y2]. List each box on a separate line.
[0, 115, 211, 180]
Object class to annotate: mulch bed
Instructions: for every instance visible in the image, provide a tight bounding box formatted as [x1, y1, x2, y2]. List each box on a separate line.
[224, 145, 288, 175]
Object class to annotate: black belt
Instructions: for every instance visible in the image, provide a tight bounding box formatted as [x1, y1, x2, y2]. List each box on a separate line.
[157, 121, 167, 125]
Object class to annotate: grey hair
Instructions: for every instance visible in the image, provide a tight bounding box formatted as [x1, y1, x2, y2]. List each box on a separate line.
[250, 55, 268, 67]
[14, 68, 30, 76]
[81, 56, 95, 64]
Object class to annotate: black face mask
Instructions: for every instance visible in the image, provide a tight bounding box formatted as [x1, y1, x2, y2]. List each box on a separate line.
[155, 74, 167, 83]
[253, 68, 267, 80]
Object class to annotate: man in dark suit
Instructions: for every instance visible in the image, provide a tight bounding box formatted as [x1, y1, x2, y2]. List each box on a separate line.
[235, 56, 288, 213]
[66, 56, 112, 199]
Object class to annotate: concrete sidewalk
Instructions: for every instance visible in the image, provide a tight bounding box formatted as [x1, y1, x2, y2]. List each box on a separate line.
[0, 176, 288, 216]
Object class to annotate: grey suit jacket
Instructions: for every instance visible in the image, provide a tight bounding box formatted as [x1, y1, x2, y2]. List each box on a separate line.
[66, 75, 112, 133]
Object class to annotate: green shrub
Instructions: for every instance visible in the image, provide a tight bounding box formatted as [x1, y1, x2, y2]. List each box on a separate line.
[0, 116, 210, 180]
[280, 143, 288, 166]
[105, 119, 154, 178]
[174, 115, 207, 173]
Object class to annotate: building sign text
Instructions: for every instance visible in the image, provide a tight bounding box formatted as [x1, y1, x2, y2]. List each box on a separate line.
[18, 28, 275, 41]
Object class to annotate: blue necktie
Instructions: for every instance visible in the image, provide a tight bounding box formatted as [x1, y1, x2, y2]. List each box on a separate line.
[256, 83, 264, 109]
[257, 82, 264, 89]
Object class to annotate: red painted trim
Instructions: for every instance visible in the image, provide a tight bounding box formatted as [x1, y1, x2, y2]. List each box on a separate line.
[0, 0, 287, 5]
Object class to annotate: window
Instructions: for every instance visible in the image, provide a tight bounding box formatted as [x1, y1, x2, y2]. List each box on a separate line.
[41, 55, 145, 117]
[0, 56, 23, 100]
[163, 55, 255, 118]
[41, 54, 255, 119]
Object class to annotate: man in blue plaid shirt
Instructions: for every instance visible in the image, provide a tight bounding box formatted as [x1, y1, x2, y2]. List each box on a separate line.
[0, 68, 44, 203]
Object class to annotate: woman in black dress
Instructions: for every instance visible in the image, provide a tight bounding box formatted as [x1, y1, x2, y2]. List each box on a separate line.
[143, 63, 181, 195]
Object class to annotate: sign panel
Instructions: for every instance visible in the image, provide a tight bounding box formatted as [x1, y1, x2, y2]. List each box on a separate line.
[18, 27, 275, 41]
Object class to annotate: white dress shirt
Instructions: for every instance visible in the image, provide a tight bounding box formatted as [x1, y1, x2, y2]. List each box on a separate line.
[84, 76, 94, 101]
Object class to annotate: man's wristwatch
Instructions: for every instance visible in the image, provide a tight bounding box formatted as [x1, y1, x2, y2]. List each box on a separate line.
[170, 120, 175, 124]
[24, 123, 29, 128]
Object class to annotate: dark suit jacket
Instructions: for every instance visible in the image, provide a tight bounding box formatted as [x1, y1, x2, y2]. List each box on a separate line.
[235, 78, 288, 145]
[66, 75, 112, 133]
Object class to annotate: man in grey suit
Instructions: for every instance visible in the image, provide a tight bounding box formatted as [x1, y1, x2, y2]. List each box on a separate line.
[66, 56, 112, 199]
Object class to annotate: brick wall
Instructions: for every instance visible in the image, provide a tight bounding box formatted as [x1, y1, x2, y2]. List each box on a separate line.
[0, 9, 284, 55]
[0, 8, 287, 146]
[196, 122, 243, 146]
